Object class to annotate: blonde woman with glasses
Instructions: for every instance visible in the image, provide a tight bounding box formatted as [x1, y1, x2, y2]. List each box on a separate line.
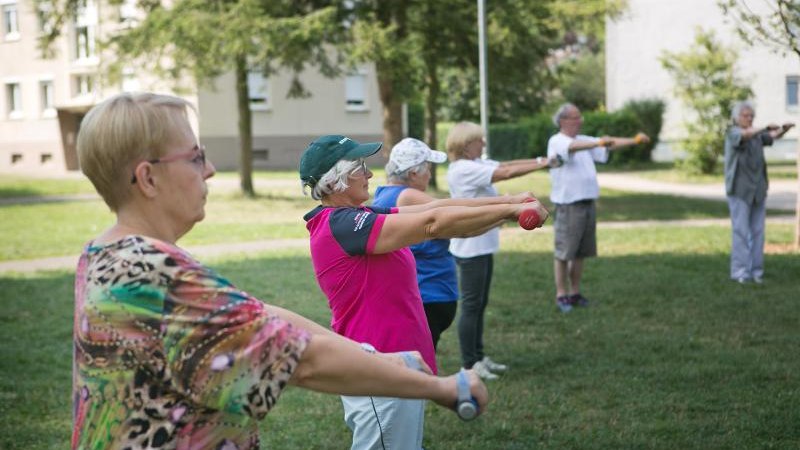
[72, 93, 495, 449]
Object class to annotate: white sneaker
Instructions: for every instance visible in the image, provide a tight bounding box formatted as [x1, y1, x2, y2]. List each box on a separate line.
[482, 356, 508, 373]
[470, 361, 499, 380]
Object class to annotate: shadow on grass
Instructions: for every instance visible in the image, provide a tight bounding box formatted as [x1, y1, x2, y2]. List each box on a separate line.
[1, 249, 798, 449]
[0, 187, 42, 198]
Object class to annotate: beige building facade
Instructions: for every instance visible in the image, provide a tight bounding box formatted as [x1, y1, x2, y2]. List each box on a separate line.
[606, 0, 800, 161]
[0, 0, 386, 174]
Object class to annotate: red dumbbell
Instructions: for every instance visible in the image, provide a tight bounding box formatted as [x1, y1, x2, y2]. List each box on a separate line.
[518, 198, 543, 230]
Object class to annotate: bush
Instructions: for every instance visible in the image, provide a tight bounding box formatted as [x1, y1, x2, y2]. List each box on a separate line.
[435, 101, 665, 164]
[620, 98, 666, 163]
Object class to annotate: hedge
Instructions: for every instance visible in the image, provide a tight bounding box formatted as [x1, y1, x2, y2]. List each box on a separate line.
[433, 98, 665, 164]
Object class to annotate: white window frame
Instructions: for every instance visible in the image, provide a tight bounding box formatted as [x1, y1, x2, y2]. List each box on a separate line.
[345, 69, 368, 112]
[39, 78, 55, 118]
[72, 73, 95, 98]
[2, 2, 20, 42]
[73, 0, 98, 63]
[121, 67, 140, 92]
[5, 81, 23, 119]
[118, 0, 138, 23]
[787, 76, 799, 112]
[248, 71, 270, 111]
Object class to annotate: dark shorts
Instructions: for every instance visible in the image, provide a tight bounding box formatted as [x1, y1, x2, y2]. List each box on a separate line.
[554, 200, 597, 261]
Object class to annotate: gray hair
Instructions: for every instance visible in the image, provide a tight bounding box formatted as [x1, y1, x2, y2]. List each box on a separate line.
[302, 159, 362, 200]
[731, 100, 755, 122]
[552, 102, 578, 127]
[385, 160, 429, 184]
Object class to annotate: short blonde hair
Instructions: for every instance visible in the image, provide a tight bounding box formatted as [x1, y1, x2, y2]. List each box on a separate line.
[445, 121, 484, 161]
[77, 92, 195, 211]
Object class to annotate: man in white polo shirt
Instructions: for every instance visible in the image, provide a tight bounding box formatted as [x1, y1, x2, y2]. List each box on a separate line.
[547, 103, 650, 312]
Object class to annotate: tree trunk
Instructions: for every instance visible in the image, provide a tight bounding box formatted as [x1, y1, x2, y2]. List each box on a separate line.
[235, 55, 255, 197]
[376, 63, 403, 153]
[795, 138, 800, 249]
[424, 63, 440, 190]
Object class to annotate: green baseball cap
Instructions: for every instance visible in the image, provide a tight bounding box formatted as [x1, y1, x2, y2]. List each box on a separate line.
[299, 135, 383, 188]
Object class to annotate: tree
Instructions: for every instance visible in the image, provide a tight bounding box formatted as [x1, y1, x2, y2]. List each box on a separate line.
[660, 28, 752, 174]
[718, 0, 800, 248]
[36, 0, 341, 197]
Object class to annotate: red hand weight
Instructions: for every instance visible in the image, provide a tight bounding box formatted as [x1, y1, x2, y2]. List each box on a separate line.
[518, 198, 542, 230]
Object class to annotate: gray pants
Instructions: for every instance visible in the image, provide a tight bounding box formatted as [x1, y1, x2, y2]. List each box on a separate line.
[455, 254, 493, 369]
[727, 195, 766, 280]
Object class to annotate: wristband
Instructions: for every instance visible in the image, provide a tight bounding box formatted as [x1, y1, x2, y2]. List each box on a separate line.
[400, 351, 422, 371]
[360, 342, 376, 354]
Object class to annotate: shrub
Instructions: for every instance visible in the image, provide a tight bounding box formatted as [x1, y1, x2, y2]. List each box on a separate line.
[620, 98, 666, 163]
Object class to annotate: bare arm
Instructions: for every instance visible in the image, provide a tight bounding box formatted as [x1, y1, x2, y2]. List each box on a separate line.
[373, 199, 548, 254]
[568, 132, 650, 153]
[397, 191, 534, 213]
[491, 157, 550, 182]
[265, 303, 433, 374]
[290, 333, 489, 414]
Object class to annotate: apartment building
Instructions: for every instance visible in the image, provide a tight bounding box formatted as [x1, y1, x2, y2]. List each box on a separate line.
[0, 0, 386, 173]
[606, 0, 800, 161]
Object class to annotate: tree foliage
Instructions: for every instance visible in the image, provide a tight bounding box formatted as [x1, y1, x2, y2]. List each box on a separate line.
[718, 0, 800, 58]
[718, 0, 800, 248]
[36, 0, 341, 196]
[660, 29, 752, 174]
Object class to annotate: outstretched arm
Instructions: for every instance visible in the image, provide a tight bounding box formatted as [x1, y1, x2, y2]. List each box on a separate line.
[290, 332, 488, 415]
[374, 197, 548, 254]
[603, 132, 650, 150]
[397, 191, 534, 213]
[490, 157, 551, 182]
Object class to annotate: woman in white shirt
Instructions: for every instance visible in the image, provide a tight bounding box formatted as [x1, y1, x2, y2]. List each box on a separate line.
[445, 121, 553, 380]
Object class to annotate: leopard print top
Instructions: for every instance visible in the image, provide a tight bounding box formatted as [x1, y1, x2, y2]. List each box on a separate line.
[72, 235, 310, 449]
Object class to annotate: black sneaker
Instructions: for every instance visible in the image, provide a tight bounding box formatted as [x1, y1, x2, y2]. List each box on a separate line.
[569, 293, 590, 307]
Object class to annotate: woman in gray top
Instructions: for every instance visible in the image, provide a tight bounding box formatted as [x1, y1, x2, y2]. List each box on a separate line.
[723, 100, 793, 284]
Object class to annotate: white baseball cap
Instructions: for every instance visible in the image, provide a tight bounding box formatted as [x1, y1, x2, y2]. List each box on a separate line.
[390, 138, 448, 172]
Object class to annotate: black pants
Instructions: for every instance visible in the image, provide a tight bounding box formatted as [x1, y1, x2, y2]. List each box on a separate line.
[424, 301, 457, 351]
[455, 254, 493, 369]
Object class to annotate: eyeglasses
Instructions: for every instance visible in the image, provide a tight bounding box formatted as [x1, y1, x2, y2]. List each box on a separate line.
[349, 160, 370, 178]
[130, 144, 206, 184]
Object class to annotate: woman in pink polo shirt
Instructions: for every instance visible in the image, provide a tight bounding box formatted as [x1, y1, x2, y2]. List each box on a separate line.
[300, 134, 548, 450]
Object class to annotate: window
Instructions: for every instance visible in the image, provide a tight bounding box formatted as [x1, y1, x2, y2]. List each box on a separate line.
[345, 71, 367, 110]
[75, 25, 95, 60]
[37, 3, 53, 34]
[118, 0, 138, 23]
[248, 71, 269, 110]
[40, 80, 54, 115]
[121, 68, 140, 92]
[73, 0, 97, 61]
[6, 82, 22, 118]
[787, 76, 799, 109]
[73, 74, 94, 97]
[2, 2, 19, 41]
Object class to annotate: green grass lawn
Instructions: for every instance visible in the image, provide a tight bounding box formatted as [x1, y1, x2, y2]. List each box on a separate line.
[599, 160, 798, 183]
[0, 175, 96, 198]
[0, 168, 756, 262]
[1, 224, 798, 449]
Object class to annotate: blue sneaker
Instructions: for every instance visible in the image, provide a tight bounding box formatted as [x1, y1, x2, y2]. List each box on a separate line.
[556, 296, 572, 313]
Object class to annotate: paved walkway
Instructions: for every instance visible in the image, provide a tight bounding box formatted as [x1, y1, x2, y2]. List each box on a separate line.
[597, 173, 797, 211]
[1, 172, 797, 274]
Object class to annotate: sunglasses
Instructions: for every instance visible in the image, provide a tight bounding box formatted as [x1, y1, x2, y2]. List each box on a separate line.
[349, 160, 370, 178]
[130, 144, 207, 184]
